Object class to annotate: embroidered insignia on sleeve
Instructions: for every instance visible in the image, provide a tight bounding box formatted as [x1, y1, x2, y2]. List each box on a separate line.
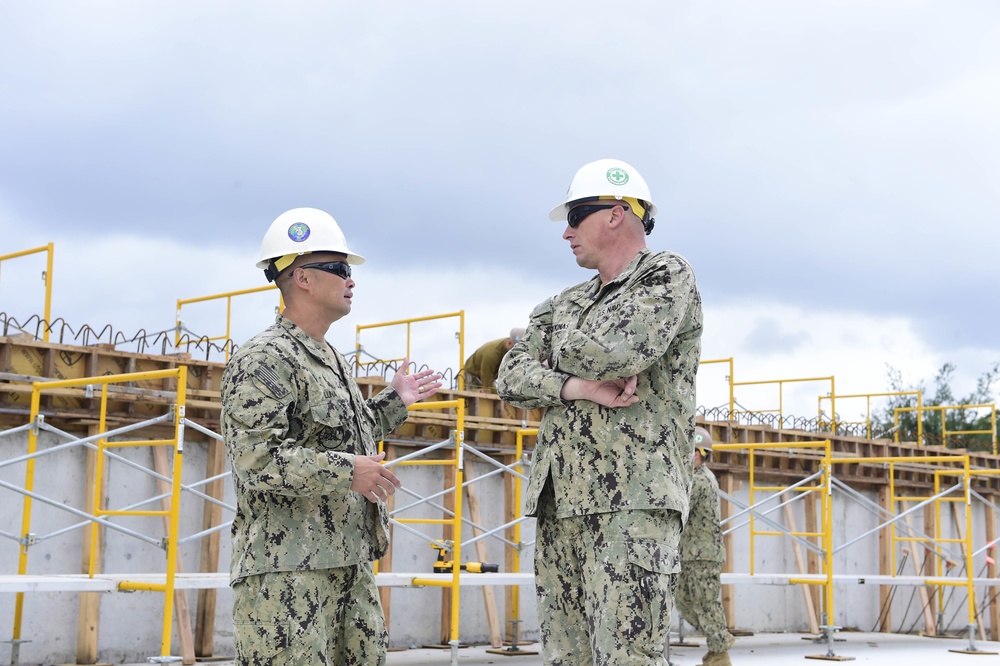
[253, 365, 289, 400]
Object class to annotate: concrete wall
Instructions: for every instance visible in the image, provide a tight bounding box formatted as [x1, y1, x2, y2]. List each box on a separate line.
[0, 424, 537, 663]
[2, 424, 996, 663]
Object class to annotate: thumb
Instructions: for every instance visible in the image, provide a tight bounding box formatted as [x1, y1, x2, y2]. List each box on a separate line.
[368, 452, 386, 462]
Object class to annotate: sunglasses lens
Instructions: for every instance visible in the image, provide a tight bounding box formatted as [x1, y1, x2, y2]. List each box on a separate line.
[567, 203, 621, 228]
[300, 261, 351, 279]
[329, 262, 350, 279]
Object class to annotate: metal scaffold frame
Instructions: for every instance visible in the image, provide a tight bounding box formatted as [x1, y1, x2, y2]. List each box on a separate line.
[375, 404, 536, 665]
[0, 368, 206, 664]
[714, 438, 999, 659]
[1, 373, 537, 666]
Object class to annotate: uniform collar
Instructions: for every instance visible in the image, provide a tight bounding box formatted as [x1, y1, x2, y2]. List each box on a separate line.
[579, 248, 651, 301]
[274, 314, 337, 367]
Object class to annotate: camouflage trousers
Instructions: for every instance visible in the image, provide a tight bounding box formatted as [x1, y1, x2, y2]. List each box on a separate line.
[232, 565, 386, 666]
[675, 560, 733, 653]
[535, 487, 682, 665]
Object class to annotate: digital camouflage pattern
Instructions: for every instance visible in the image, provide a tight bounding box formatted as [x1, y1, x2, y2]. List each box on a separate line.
[679, 464, 725, 563]
[222, 315, 409, 664]
[675, 561, 733, 654]
[676, 463, 733, 655]
[497, 248, 703, 520]
[535, 487, 681, 665]
[233, 566, 387, 665]
[497, 248, 702, 664]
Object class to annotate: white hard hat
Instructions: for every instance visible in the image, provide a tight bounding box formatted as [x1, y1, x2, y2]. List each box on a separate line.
[257, 207, 365, 282]
[549, 158, 658, 234]
[694, 426, 713, 453]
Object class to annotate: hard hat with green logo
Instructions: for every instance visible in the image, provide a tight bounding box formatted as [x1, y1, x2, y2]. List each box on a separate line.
[549, 158, 658, 235]
[257, 207, 365, 282]
[694, 426, 713, 458]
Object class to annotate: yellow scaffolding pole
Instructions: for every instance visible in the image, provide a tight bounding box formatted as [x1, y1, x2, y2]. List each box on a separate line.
[512, 428, 536, 641]
[397, 398, 466, 650]
[699, 357, 735, 415]
[713, 440, 833, 625]
[0, 243, 54, 342]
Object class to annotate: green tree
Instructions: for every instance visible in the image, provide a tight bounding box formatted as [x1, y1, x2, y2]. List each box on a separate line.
[872, 362, 999, 452]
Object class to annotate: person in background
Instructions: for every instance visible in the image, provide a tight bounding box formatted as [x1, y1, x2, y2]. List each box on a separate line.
[222, 207, 442, 665]
[497, 158, 703, 665]
[463, 327, 525, 390]
[676, 426, 735, 666]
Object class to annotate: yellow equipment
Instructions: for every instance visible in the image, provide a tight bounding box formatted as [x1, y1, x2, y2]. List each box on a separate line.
[431, 542, 499, 573]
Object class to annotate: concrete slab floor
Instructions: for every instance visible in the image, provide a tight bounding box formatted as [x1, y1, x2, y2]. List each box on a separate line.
[110, 631, 1000, 666]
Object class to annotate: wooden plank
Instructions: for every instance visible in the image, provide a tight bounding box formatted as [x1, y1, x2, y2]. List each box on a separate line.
[782, 494, 819, 634]
[902, 506, 937, 635]
[804, 491, 821, 616]
[502, 452, 517, 644]
[76, 424, 103, 664]
[378, 444, 396, 640]
[194, 436, 225, 658]
[463, 469, 503, 648]
[719, 472, 736, 629]
[152, 444, 196, 665]
[877, 485, 892, 632]
[986, 495, 998, 641]
[948, 502, 985, 641]
[439, 458, 456, 645]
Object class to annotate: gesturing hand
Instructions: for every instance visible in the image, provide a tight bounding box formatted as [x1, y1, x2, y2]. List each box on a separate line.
[391, 357, 443, 406]
[351, 452, 402, 503]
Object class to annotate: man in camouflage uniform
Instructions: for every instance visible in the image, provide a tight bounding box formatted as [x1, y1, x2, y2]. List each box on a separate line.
[497, 159, 703, 665]
[222, 208, 442, 665]
[676, 426, 735, 666]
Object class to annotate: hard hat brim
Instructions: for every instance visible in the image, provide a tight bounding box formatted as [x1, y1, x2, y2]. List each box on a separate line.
[255, 250, 365, 271]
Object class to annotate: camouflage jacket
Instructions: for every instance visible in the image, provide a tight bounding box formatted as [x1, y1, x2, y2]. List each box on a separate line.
[497, 248, 703, 520]
[679, 463, 725, 563]
[221, 315, 409, 584]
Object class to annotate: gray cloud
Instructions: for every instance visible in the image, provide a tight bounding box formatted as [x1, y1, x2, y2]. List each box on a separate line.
[1, 0, 999, 360]
[740, 317, 812, 356]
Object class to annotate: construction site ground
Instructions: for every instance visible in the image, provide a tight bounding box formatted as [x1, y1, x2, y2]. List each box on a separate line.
[105, 631, 1000, 665]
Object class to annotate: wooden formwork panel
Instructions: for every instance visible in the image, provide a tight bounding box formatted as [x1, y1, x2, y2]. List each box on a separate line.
[3, 335, 998, 494]
[0, 335, 223, 429]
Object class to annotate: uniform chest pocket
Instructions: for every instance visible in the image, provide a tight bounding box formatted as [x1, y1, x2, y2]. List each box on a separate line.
[309, 400, 355, 453]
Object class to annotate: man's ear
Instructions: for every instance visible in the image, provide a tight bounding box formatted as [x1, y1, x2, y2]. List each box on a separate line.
[288, 267, 310, 290]
[608, 205, 628, 228]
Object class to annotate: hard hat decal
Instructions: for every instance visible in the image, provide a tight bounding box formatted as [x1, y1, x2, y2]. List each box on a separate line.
[606, 167, 629, 186]
[287, 222, 311, 243]
[695, 433, 704, 443]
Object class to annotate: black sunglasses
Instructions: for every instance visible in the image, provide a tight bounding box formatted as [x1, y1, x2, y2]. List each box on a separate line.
[567, 202, 628, 228]
[298, 261, 352, 280]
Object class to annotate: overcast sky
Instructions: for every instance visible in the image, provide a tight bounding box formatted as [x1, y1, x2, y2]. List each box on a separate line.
[1, 1, 998, 420]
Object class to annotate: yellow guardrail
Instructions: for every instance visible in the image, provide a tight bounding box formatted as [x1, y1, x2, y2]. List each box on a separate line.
[894, 403, 997, 454]
[733, 375, 836, 429]
[356, 311, 465, 389]
[0, 243, 54, 342]
[175, 285, 281, 360]
[818, 391, 923, 441]
[700, 357, 735, 413]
